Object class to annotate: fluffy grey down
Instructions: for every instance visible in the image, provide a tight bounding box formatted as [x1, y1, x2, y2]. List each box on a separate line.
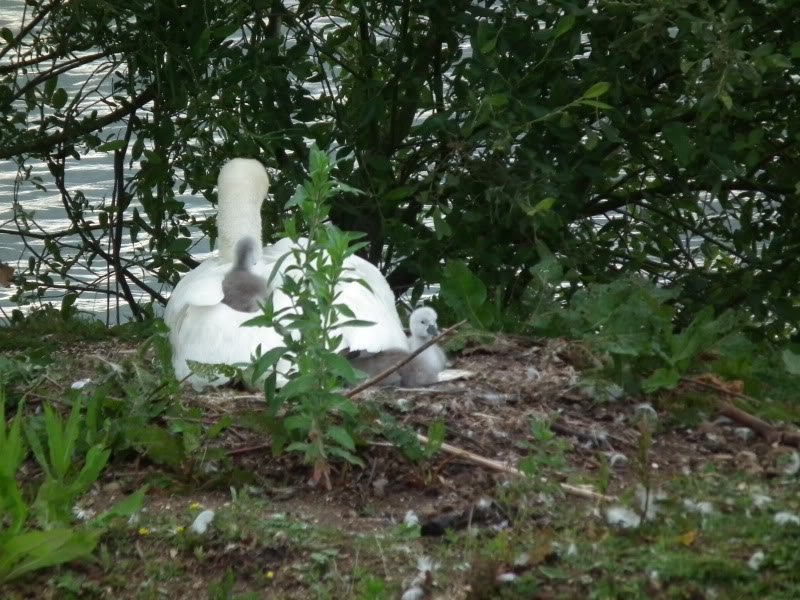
[347, 307, 447, 387]
[348, 348, 443, 387]
[221, 237, 270, 312]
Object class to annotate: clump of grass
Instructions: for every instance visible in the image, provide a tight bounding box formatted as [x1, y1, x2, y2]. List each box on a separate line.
[1, 303, 109, 352]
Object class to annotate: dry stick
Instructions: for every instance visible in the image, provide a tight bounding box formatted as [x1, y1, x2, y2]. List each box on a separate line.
[343, 320, 614, 502]
[716, 400, 800, 448]
[227, 443, 271, 456]
[345, 319, 467, 398]
[685, 376, 761, 405]
[415, 433, 615, 503]
[685, 379, 800, 448]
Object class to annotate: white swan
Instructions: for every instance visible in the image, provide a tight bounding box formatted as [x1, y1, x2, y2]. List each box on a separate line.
[164, 158, 408, 388]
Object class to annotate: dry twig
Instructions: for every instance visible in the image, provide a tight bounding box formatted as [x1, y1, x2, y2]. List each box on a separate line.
[415, 433, 616, 502]
[685, 377, 800, 448]
[346, 320, 467, 398]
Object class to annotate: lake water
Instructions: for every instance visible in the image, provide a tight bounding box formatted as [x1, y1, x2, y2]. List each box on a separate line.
[0, 2, 253, 322]
[1, 1, 444, 323]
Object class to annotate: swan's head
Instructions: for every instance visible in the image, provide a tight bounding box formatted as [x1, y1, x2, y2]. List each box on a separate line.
[409, 306, 439, 340]
[216, 158, 270, 262]
[217, 158, 270, 203]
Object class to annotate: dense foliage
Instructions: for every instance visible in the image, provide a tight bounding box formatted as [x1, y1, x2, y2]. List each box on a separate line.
[1, 0, 799, 336]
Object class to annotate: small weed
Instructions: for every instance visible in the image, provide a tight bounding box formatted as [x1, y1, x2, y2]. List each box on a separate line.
[0, 387, 144, 584]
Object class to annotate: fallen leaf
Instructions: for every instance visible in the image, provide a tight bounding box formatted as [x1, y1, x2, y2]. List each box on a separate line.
[678, 530, 698, 546]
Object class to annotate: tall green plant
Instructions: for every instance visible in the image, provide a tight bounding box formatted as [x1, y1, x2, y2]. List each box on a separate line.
[25, 400, 111, 526]
[0, 389, 145, 583]
[244, 146, 369, 488]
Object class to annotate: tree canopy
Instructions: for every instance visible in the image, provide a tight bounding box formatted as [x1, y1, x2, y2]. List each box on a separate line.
[2, 0, 798, 336]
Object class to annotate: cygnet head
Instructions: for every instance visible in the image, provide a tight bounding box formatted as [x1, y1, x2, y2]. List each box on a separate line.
[409, 307, 439, 340]
[232, 236, 260, 271]
[216, 158, 270, 263]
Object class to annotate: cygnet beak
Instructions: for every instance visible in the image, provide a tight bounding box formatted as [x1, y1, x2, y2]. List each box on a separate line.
[427, 324, 438, 337]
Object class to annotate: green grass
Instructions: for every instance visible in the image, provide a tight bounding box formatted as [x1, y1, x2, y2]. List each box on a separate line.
[2, 312, 800, 599]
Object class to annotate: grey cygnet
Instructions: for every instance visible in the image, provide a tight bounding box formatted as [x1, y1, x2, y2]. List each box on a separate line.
[221, 237, 271, 312]
[348, 307, 447, 387]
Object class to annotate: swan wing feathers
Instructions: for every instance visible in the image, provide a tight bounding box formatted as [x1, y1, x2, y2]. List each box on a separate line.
[170, 303, 289, 387]
[167, 237, 405, 387]
[260, 237, 407, 353]
[163, 258, 228, 329]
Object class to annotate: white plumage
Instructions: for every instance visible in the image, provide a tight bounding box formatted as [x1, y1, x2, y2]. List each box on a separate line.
[164, 158, 407, 388]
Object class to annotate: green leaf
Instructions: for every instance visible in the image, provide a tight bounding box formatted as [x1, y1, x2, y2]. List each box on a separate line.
[126, 425, 184, 469]
[767, 53, 792, 69]
[662, 121, 693, 166]
[94, 487, 147, 526]
[51, 88, 67, 110]
[782, 349, 800, 375]
[168, 237, 192, 253]
[0, 390, 26, 478]
[0, 528, 99, 582]
[97, 139, 127, 152]
[58, 401, 83, 479]
[486, 93, 509, 107]
[284, 415, 311, 432]
[0, 391, 28, 534]
[424, 420, 445, 456]
[582, 82, 610, 99]
[523, 197, 556, 217]
[440, 261, 493, 328]
[477, 21, 497, 53]
[643, 367, 681, 393]
[433, 206, 452, 239]
[383, 186, 416, 203]
[580, 99, 613, 109]
[326, 426, 355, 452]
[553, 15, 576, 39]
[325, 352, 360, 382]
[69, 445, 110, 497]
[44, 76, 58, 101]
[192, 28, 211, 60]
[327, 445, 365, 467]
[25, 420, 52, 480]
[250, 346, 288, 382]
[1, 27, 14, 44]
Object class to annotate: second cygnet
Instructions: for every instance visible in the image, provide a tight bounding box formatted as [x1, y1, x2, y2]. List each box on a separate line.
[347, 306, 447, 387]
[402, 306, 447, 386]
[221, 237, 271, 313]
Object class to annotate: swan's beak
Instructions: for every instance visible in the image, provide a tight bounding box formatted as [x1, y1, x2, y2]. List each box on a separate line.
[427, 324, 438, 337]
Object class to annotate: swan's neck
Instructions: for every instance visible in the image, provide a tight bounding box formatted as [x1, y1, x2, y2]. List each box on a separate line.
[409, 334, 429, 351]
[217, 195, 263, 263]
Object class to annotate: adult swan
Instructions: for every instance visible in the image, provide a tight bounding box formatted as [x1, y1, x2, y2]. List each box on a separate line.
[164, 158, 407, 388]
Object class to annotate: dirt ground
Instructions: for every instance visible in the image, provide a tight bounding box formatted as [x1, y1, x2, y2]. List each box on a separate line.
[10, 333, 796, 599]
[62, 333, 789, 529]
